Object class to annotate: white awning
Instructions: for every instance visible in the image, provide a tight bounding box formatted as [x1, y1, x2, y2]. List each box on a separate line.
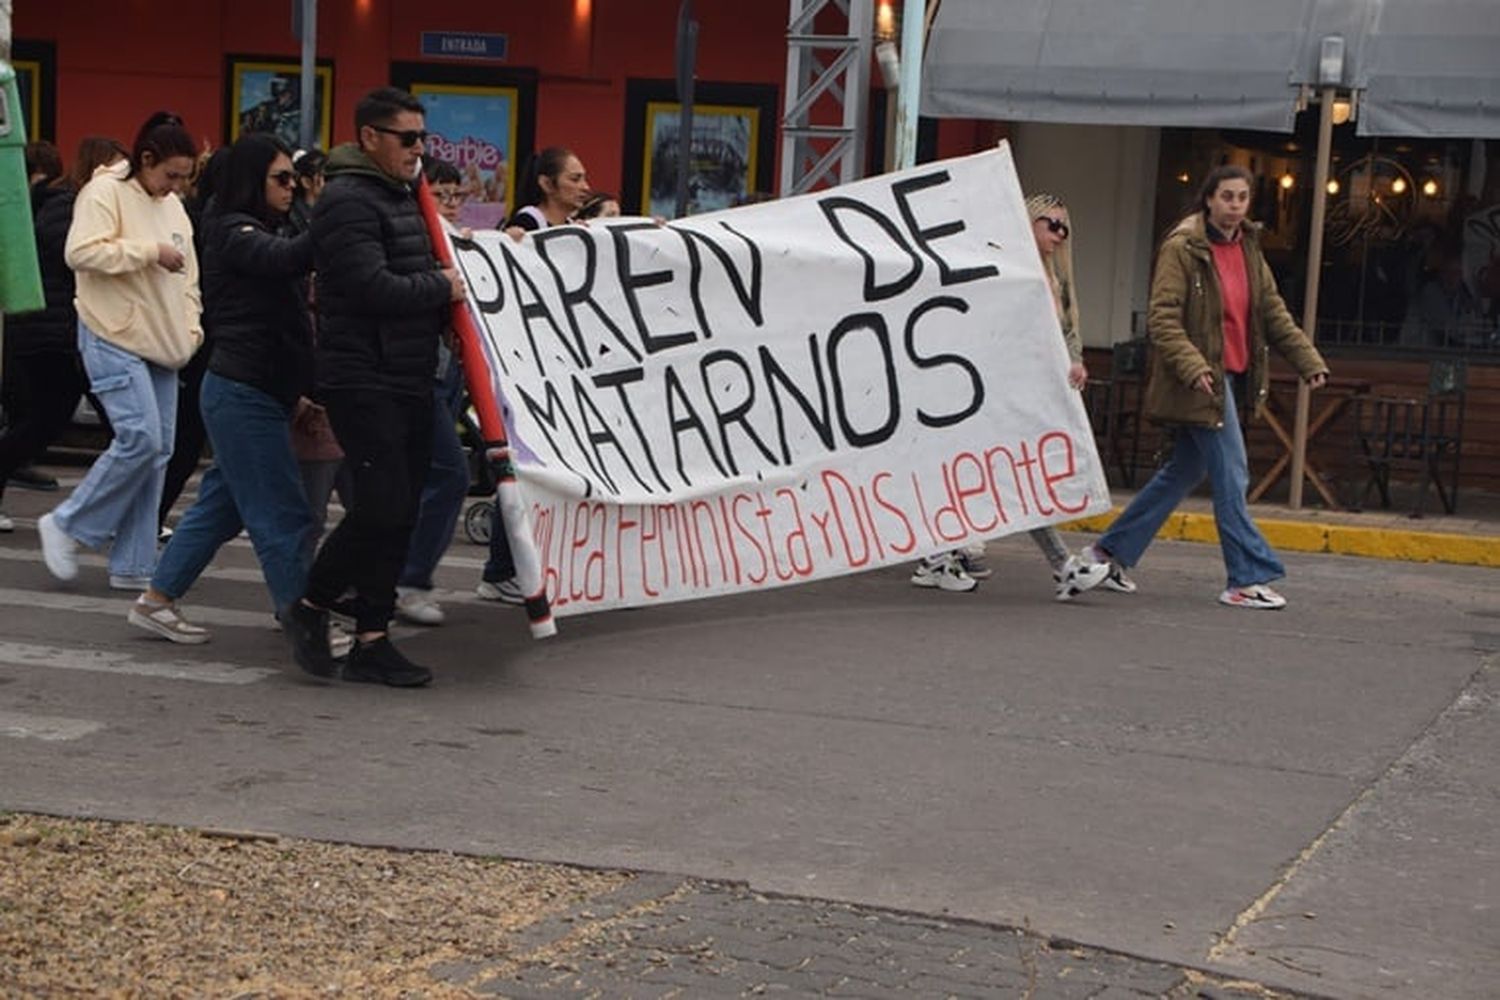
[1356, 0, 1500, 137]
[921, 0, 1500, 138]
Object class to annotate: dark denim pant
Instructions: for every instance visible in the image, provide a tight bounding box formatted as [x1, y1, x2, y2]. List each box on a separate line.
[152, 372, 314, 615]
[1098, 377, 1285, 589]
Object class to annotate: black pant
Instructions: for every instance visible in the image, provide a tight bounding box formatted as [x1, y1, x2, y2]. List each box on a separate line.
[159, 348, 209, 527]
[0, 352, 86, 505]
[305, 389, 434, 633]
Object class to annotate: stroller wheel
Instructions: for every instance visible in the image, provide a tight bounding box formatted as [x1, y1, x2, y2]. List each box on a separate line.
[464, 501, 495, 545]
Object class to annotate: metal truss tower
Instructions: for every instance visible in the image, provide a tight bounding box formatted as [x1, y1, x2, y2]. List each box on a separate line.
[780, 0, 873, 197]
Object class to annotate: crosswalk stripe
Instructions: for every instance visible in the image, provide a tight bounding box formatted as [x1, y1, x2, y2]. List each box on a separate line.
[0, 709, 104, 742]
[0, 586, 274, 629]
[0, 640, 276, 684]
[0, 545, 270, 584]
[0, 535, 490, 572]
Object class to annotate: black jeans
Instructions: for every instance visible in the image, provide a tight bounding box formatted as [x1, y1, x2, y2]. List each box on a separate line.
[305, 389, 434, 633]
[159, 348, 209, 527]
[0, 351, 86, 505]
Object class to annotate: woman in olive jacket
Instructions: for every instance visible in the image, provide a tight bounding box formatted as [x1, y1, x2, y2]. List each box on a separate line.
[1079, 165, 1329, 610]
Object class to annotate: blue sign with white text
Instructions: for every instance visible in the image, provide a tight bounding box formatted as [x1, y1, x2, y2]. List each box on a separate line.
[420, 32, 508, 61]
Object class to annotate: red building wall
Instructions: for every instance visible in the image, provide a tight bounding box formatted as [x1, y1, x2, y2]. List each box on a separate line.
[14, 0, 792, 199]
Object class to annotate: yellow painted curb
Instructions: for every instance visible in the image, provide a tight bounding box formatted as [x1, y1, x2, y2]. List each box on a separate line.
[1061, 509, 1500, 568]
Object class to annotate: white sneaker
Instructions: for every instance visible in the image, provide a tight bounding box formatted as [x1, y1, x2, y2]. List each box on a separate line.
[1098, 562, 1138, 594]
[328, 621, 354, 660]
[1054, 552, 1110, 602]
[0, 511, 13, 532]
[37, 512, 79, 581]
[109, 574, 152, 592]
[1219, 584, 1287, 610]
[476, 578, 526, 605]
[128, 599, 210, 644]
[910, 553, 978, 593]
[395, 586, 446, 625]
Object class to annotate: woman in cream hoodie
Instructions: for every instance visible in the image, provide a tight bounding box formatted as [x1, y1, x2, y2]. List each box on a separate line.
[37, 112, 203, 589]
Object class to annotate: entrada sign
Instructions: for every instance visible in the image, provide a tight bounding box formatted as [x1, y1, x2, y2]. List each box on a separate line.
[420, 32, 508, 61]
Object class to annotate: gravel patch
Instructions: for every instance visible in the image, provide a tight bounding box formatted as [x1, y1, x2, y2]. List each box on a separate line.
[0, 813, 629, 997]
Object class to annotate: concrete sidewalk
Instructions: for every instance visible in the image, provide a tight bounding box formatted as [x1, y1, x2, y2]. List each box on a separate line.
[1066, 484, 1500, 568]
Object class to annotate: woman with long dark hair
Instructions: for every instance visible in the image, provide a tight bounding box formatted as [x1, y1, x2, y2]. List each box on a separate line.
[128, 132, 317, 641]
[1077, 165, 1329, 609]
[506, 146, 591, 232]
[0, 138, 129, 533]
[39, 112, 202, 590]
[473, 149, 591, 605]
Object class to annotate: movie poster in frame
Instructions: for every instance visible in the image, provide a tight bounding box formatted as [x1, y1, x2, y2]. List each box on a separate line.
[224, 55, 334, 150]
[391, 63, 538, 230]
[11, 40, 57, 142]
[622, 80, 778, 218]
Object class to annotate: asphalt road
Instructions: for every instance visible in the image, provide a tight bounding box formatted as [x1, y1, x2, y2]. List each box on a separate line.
[1, 480, 1496, 999]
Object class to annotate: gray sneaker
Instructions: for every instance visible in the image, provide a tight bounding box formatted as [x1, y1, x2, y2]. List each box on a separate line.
[476, 578, 525, 605]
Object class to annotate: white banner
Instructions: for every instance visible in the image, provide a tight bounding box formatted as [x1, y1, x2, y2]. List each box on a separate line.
[451, 144, 1111, 616]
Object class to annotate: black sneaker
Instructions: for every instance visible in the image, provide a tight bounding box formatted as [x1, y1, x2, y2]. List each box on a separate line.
[342, 637, 433, 688]
[8, 465, 59, 491]
[282, 601, 337, 678]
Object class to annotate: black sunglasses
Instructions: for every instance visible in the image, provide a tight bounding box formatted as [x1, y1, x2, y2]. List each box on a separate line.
[370, 125, 429, 148]
[269, 170, 296, 188]
[1038, 216, 1070, 239]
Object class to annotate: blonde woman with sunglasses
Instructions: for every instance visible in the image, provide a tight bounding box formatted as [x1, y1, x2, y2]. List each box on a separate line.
[1017, 193, 1112, 600]
[912, 194, 1109, 597]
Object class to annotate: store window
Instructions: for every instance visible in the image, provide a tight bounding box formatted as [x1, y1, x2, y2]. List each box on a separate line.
[1156, 116, 1500, 359]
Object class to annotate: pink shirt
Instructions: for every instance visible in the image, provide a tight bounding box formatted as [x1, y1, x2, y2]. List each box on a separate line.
[1210, 237, 1251, 374]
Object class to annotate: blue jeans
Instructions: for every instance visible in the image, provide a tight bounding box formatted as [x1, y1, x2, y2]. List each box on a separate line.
[398, 361, 470, 591]
[1098, 377, 1284, 589]
[152, 372, 314, 615]
[51, 323, 178, 578]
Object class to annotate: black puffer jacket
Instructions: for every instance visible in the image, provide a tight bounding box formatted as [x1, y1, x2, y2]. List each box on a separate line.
[202, 210, 316, 409]
[310, 144, 451, 397]
[5, 184, 79, 357]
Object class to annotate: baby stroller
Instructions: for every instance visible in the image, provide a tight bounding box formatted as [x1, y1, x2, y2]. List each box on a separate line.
[459, 400, 497, 545]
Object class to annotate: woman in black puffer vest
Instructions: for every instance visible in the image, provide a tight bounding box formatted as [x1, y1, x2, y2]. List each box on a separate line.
[129, 133, 318, 642]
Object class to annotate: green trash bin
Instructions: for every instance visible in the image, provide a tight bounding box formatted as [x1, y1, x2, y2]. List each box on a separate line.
[0, 61, 45, 316]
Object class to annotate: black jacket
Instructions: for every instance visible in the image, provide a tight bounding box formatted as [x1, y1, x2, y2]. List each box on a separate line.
[5, 184, 79, 357]
[310, 144, 451, 397]
[202, 210, 316, 409]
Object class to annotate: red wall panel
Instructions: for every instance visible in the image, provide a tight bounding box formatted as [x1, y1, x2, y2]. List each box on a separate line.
[16, 0, 799, 200]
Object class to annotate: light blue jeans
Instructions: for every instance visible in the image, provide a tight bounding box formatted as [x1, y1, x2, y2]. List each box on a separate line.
[51, 323, 178, 578]
[152, 372, 314, 616]
[1097, 377, 1284, 589]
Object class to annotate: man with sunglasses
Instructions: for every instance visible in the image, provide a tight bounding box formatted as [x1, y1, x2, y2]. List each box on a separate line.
[282, 87, 467, 688]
